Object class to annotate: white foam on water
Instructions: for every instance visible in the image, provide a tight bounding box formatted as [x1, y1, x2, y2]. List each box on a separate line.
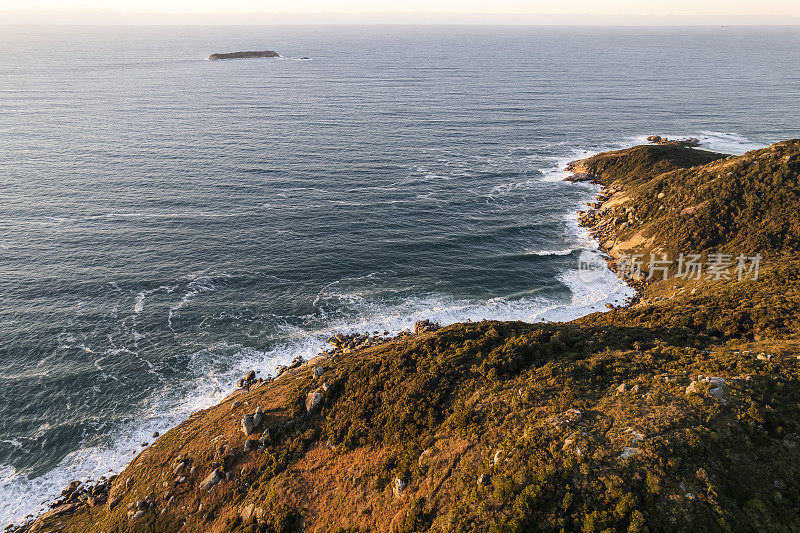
[524, 248, 576, 256]
[695, 131, 769, 155]
[0, 259, 637, 527]
[629, 131, 768, 156]
[133, 292, 145, 314]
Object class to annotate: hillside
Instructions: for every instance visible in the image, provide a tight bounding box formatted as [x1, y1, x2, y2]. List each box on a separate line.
[20, 140, 800, 533]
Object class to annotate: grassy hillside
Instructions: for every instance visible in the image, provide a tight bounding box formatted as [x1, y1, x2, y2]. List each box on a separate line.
[579, 140, 800, 256]
[21, 140, 800, 533]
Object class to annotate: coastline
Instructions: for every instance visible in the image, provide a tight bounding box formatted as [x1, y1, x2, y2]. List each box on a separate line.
[6, 143, 672, 530]
[565, 159, 645, 308]
[17, 138, 800, 532]
[8, 154, 641, 530]
[4, 151, 647, 529]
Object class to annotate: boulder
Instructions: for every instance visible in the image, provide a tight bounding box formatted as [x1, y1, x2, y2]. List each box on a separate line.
[686, 376, 727, 403]
[393, 477, 407, 498]
[647, 135, 701, 148]
[564, 172, 597, 183]
[241, 414, 255, 436]
[306, 391, 322, 413]
[37, 503, 76, 522]
[240, 503, 255, 522]
[414, 319, 440, 335]
[241, 406, 263, 435]
[619, 447, 640, 460]
[200, 469, 221, 490]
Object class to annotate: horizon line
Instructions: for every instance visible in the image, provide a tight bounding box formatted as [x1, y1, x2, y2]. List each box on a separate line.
[2, 10, 799, 26]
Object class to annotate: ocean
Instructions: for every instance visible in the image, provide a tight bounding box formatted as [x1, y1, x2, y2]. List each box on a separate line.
[0, 24, 798, 525]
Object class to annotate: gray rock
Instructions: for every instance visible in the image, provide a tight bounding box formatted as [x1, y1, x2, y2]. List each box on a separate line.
[619, 447, 640, 459]
[709, 385, 726, 402]
[686, 376, 727, 403]
[306, 391, 322, 413]
[492, 449, 504, 465]
[252, 406, 263, 429]
[240, 503, 255, 522]
[200, 469, 221, 490]
[241, 414, 255, 436]
[393, 477, 407, 497]
[313, 366, 325, 378]
[414, 319, 440, 334]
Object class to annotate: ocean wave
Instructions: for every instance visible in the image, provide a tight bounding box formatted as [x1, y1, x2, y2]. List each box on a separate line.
[524, 248, 576, 257]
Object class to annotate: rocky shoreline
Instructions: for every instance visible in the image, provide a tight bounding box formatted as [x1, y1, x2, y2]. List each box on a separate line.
[564, 155, 645, 308]
[11, 319, 444, 532]
[14, 139, 800, 532]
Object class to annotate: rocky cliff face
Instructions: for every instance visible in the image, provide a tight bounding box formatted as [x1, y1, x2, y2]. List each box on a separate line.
[19, 140, 800, 533]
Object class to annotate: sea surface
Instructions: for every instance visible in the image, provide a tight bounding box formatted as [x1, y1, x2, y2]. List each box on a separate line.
[0, 24, 798, 525]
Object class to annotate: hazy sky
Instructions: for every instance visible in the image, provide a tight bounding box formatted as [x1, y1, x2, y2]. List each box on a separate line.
[1, 0, 799, 24]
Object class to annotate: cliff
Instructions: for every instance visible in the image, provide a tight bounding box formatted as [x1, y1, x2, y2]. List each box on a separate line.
[20, 140, 800, 533]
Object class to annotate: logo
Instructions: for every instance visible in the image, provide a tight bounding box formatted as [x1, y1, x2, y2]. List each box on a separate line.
[577, 250, 606, 283]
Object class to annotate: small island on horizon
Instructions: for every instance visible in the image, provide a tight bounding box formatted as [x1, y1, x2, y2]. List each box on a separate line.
[208, 50, 280, 60]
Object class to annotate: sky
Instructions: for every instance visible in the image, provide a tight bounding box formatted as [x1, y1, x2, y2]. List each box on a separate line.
[1, 0, 798, 25]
